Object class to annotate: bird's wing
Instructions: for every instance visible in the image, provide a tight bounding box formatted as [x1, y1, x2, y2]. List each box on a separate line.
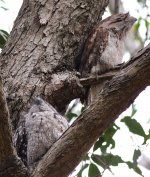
[79, 26, 109, 77]
[13, 118, 27, 166]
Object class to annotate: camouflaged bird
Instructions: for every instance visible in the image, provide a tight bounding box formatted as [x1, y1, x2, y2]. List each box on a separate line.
[78, 13, 136, 103]
[14, 97, 69, 167]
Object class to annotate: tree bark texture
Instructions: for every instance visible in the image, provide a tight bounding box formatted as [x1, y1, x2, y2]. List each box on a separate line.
[0, 0, 109, 176]
[0, 0, 109, 129]
[32, 43, 150, 177]
[0, 77, 29, 177]
[1, 0, 150, 177]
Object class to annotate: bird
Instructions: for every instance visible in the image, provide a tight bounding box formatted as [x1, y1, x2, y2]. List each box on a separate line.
[14, 97, 69, 167]
[77, 13, 137, 103]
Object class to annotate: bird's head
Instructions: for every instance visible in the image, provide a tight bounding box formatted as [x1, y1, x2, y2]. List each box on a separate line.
[101, 13, 137, 38]
[28, 97, 52, 113]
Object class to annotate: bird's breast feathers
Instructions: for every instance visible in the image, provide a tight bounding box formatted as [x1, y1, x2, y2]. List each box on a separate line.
[100, 32, 124, 67]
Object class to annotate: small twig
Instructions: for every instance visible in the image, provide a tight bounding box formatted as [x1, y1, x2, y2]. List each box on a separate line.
[80, 71, 118, 87]
[79, 53, 145, 87]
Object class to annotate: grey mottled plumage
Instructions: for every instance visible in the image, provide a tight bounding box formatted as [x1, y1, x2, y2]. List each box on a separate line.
[14, 97, 69, 167]
[78, 13, 136, 103]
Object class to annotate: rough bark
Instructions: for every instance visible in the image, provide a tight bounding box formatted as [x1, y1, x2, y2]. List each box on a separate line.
[0, 77, 29, 177]
[0, 0, 109, 176]
[0, 0, 109, 129]
[31, 43, 150, 177]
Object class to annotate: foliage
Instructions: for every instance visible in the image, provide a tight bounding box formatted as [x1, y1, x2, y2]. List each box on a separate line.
[66, 99, 150, 176]
[137, 0, 147, 6]
[68, 104, 150, 177]
[0, 29, 9, 49]
[133, 0, 150, 42]
[0, 0, 9, 49]
[0, 0, 8, 11]
[67, 0, 150, 176]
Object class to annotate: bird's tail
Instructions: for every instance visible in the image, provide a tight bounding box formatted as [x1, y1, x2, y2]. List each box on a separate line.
[87, 81, 106, 105]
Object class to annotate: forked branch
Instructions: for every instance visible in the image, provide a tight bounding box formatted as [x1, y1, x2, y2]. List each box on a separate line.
[32, 44, 150, 177]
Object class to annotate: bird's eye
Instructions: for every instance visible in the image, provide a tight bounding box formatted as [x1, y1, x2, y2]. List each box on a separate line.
[116, 18, 123, 22]
[111, 28, 117, 34]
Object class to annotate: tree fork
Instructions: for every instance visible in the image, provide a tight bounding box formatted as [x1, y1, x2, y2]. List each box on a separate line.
[0, 0, 109, 128]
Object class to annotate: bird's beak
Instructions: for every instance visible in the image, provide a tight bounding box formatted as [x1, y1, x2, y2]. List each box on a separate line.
[130, 16, 137, 23]
[125, 12, 137, 23]
[131, 17, 137, 22]
[132, 17, 137, 22]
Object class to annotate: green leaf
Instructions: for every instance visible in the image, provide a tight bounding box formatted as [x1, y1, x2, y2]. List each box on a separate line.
[92, 154, 124, 167]
[0, 0, 8, 11]
[126, 161, 143, 177]
[88, 163, 101, 177]
[0, 29, 9, 49]
[95, 124, 119, 152]
[82, 153, 90, 161]
[91, 154, 144, 176]
[65, 112, 78, 120]
[0, 6, 8, 10]
[81, 105, 85, 112]
[77, 163, 89, 177]
[131, 104, 137, 117]
[91, 154, 108, 169]
[121, 116, 146, 138]
[133, 149, 141, 165]
[102, 154, 124, 166]
[93, 140, 102, 151]
[108, 155, 124, 166]
[134, 166, 143, 177]
[143, 129, 150, 144]
[133, 17, 142, 32]
[137, 0, 146, 7]
[145, 19, 149, 29]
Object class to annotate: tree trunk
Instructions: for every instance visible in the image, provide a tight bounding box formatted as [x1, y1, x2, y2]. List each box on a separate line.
[0, 0, 109, 176]
[0, 0, 108, 129]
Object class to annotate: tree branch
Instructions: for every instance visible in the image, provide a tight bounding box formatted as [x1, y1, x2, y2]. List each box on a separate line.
[32, 43, 150, 177]
[80, 71, 117, 87]
[0, 77, 29, 177]
[0, 76, 13, 162]
[109, 0, 120, 14]
[114, 0, 119, 13]
[0, 0, 109, 127]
